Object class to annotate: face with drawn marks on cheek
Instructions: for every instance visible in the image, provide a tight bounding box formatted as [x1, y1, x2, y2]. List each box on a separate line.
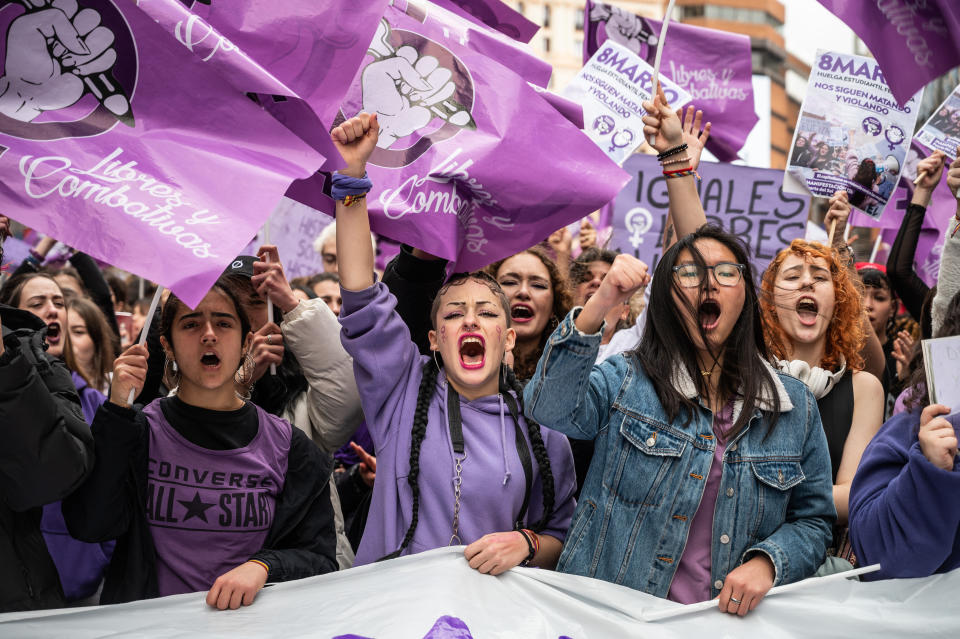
[428, 279, 516, 400]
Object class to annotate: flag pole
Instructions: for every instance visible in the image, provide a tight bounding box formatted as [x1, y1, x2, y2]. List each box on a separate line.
[127, 286, 164, 406]
[648, 0, 678, 146]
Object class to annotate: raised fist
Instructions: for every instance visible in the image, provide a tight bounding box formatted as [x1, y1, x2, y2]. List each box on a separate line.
[361, 19, 475, 150]
[0, 0, 119, 122]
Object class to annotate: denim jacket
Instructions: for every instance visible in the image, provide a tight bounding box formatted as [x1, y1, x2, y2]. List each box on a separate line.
[524, 309, 836, 599]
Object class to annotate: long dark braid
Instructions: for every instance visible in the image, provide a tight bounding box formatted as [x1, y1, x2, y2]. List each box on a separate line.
[381, 359, 438, 560]
[502, 365, 556, 533]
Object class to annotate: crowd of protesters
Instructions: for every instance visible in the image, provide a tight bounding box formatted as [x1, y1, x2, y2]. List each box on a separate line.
[1, 95, 958, 620]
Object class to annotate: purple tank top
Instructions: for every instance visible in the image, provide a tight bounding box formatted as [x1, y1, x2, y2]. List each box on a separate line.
[144, 401, 291, 596]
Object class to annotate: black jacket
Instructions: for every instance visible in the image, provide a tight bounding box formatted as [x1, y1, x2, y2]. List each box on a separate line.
[62, 401, 338, 604]
[0, 305, 92, 613]
[381, 244, 448, 355]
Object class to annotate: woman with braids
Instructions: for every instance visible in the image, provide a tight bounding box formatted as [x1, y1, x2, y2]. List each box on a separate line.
[484, 247, 573, 381]
[759, 193, 884, 567]
[333, 113, 576, 571]
[526, 87, 834, 617]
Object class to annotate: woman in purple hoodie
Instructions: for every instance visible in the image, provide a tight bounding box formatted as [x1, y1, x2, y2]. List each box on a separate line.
[333, 113, 576, 573]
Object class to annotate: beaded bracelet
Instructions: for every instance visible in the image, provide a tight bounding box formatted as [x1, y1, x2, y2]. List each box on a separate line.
[656, 143, 688, 160]
[660, 155, 691, 166]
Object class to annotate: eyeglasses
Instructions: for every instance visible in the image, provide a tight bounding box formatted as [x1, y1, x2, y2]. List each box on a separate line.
[672, 262, 745, 288]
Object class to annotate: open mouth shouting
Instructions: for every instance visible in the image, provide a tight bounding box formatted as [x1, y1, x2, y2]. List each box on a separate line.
[200, 350, 222, 370]
[796, 296, 820, 327]
[458, 333, 486, 370]
[46, 321, 61, 346]
[510, 303, 534, 324]
[698, 299, 721, 331]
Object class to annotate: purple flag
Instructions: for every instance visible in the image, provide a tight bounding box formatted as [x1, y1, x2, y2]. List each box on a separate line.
[609, 154, 810, 276]
[431, 0, 539, 43]
[584, 1, 757, 162]
[0, 0, 324, 307]
[849, 142, 955, 287]
[816, 0, 960, 107]
[297, 2, 628, 272]
[136, 0, 390, 167]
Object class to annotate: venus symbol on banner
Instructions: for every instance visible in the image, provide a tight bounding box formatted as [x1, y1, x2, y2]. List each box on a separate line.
[625, 206, 653, 249]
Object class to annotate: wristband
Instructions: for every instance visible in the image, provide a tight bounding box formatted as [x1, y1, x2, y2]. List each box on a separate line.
[656, 143, 688, 160]
[248, 559, 270, 576]
[517, 529, 536, 566]
[331, 171, 372, 202]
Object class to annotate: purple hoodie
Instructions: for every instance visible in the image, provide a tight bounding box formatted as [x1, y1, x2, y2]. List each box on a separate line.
[40, 372, 114, 602]
[339, 283, 576, 565]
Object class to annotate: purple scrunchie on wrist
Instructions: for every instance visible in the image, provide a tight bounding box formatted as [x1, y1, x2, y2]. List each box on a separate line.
[331, 172, 373, 201]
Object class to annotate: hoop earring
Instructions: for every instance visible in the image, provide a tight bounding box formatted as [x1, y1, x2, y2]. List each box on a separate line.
[235, 351, 256, 387]
[432, 349, 441, 371]
[164, 355, 181, 389]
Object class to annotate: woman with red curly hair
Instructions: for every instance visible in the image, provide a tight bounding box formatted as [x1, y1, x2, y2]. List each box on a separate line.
[760, 193, 884, 567]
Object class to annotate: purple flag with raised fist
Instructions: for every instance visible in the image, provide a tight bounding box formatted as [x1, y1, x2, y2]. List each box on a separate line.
[0, 0, 324, 307]
[816, 0, 960, 107]
[849, 142, 955, 287]
[305, 2, 628, 272]
[584, 1, 757, 162]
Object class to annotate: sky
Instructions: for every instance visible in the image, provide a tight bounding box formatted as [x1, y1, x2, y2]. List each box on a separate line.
[782, 0, 857, 64]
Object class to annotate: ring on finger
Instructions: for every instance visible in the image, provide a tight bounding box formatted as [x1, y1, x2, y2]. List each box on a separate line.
[729, 596, 742, 606]
[267, 334, 273, 345]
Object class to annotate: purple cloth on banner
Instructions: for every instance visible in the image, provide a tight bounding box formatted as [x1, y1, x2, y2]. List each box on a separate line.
[1, 235, 32, 273]
[430, 0, 539, 43]
[816, 0, 960, 108]
[584, 1, 757, 162]
[610, 155, 810, 276]
[0, 1, 324, 307]
[849, 141, 956, 287]
[292, 3, 628, 273]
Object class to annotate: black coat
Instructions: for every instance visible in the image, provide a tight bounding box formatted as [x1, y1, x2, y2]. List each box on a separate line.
[62, 402, 338, 604]
[0, 305, 92, 613]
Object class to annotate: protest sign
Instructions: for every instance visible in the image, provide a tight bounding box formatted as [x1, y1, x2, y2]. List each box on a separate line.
[611, 155, 809, 276]
[584, 1, 757, 162]
[816, 0, 960, 108]
[784, 50, 922, 220]
[848, 141, 955, 288]
[0, 0, 324, 307]
[255, 199, 333, 280]
[922, 334, 960, 414]
[323, 2, 627, 273]
[916, 84, 960, 158]
[3, 547, 960, 638]
[564, 40, 689, 165]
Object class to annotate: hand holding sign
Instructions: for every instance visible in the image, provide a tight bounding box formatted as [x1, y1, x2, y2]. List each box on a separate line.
[947, 149, 960, 201]
[641, 84, 683, 154]
[914, 151, 947, 193]
[824, 190, 850, 247]
[918, 404, 959, 472]
[0, 0, 119, 122]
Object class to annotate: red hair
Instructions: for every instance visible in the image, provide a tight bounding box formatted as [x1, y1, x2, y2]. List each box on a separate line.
[760, 240, 865, 372]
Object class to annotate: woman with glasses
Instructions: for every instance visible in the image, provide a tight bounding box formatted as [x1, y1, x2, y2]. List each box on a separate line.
[524, 88, 834, 617]
[759, 196, 884, 569]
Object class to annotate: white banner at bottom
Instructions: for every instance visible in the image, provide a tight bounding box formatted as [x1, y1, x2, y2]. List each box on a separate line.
[2, 547, 958, 638]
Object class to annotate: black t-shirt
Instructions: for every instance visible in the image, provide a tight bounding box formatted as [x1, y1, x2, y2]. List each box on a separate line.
[158, 396, 258, 450]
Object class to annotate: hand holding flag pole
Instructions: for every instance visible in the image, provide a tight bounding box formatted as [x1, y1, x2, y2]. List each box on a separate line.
[127, 286, 164, 406]
[263, 220, 277, 376]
